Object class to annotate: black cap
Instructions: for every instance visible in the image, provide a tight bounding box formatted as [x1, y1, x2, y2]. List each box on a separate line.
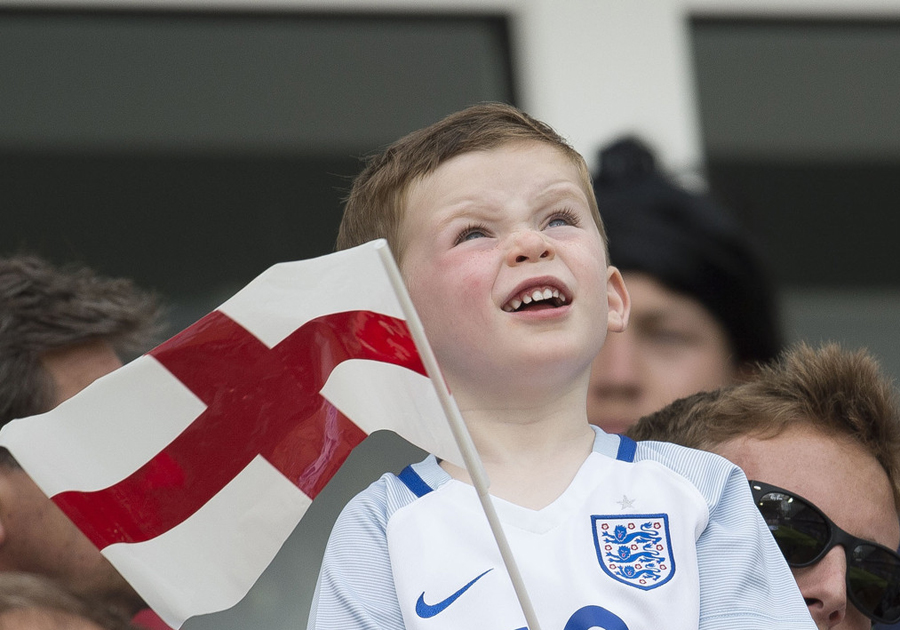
[594, 136, 782, 366]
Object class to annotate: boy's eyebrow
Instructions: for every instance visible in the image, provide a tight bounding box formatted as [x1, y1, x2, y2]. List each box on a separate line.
[431, 202, 504, 230]
[531, 181, 592, 205]
[441, 182, 589, 217]
[428, 181, 592, 231]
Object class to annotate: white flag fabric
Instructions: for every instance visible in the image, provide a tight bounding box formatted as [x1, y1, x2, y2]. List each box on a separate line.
[0, 240, 468, 629]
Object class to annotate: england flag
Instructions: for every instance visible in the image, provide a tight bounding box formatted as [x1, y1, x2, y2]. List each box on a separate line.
[0, 240, 471, 629]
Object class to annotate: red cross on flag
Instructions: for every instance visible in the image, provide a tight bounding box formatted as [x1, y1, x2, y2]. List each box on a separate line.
[0, 240, 474, 629]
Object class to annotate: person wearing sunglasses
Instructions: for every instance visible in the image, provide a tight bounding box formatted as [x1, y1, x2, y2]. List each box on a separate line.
[628, 342, 900, 629]
[750, 480, 900, 625]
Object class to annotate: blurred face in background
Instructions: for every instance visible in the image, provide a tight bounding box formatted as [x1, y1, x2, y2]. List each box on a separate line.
[0, 341, 142, 616]
[0, 607, 107, 630]
[587, 271, 737, 434]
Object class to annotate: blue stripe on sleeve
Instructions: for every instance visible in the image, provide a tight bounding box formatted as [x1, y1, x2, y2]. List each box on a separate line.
[398, 465, 434, 497]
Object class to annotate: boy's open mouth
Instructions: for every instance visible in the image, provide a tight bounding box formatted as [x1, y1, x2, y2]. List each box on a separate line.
[502, 285, 569, 312]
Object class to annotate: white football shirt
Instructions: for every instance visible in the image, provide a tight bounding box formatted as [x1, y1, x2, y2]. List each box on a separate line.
[308, 426, 814, 630]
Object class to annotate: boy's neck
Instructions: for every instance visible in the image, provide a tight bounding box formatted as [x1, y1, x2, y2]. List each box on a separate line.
[442, 384, 597, 510]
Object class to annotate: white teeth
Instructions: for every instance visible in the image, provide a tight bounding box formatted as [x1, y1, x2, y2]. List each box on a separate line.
[504, 285, 567, 311]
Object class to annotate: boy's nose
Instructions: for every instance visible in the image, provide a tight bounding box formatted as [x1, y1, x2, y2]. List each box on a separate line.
[506, 230, 555, 265]
[796, 546, 848, 629]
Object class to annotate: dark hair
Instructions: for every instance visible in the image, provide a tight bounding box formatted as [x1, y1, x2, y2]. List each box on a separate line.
[628, 342, 900, 509]
[594, 136, 782, 366]
[0, 255, 162, 450]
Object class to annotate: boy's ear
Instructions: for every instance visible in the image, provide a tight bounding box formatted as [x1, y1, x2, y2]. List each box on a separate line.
[606, 266, 630, 333]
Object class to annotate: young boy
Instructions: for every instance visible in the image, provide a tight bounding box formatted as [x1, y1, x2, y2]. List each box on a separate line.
[307, 103, 815, 630]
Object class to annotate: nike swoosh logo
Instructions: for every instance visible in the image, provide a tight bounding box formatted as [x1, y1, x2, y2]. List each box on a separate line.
[415, 568, 493, 618]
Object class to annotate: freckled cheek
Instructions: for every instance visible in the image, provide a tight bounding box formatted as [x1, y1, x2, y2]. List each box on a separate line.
[561, 239, 605, 268]
[406, 272, 480, 326]
[406, 284, 443, 325]
[569, 257, 609, 303]
[458, 262, 493, 289]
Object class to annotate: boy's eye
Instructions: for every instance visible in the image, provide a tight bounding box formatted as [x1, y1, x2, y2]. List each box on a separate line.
[546, 209, 580, 229]
[455, 224, 490, 244]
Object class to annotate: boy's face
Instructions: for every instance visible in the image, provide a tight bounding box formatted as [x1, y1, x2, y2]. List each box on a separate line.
[398, 141, 629, 401]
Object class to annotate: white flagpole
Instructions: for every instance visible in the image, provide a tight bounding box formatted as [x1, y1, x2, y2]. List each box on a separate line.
[376, 240, 543, 630]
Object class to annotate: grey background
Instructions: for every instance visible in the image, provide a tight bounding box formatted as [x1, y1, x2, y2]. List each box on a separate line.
[692, 17, 900, 380]
[1, 9, 898, 628]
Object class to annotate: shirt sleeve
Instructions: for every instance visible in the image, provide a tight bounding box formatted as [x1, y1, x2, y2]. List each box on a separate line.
[306, 478, 406, 630]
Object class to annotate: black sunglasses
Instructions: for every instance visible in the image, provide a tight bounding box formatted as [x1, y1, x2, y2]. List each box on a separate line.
[749, 480, 900, 624]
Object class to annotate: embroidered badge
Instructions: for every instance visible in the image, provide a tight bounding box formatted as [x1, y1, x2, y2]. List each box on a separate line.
[591, 514, 674, 590]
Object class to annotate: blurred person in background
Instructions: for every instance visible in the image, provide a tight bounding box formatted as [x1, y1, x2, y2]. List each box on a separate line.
[629, 342, 900, 630]
[588, 137, 783, 433]
[0, 255, 169, 630]
[0, 572, 139, 630]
